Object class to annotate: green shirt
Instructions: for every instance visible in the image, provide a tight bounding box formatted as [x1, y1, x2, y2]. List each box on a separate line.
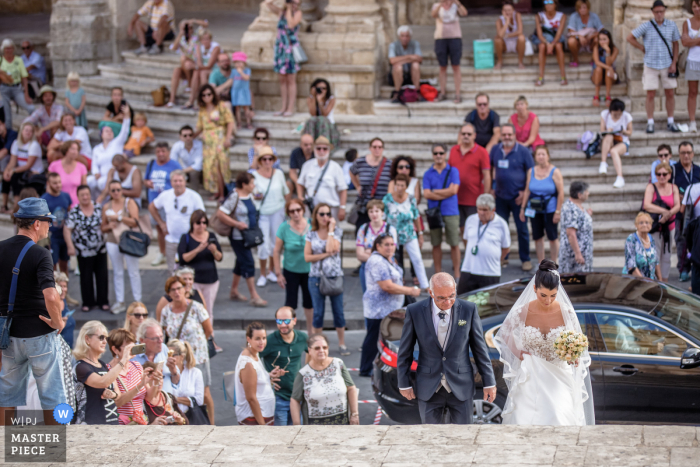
[208, 66, 231, 88]
[259, 329, 308, 401]
[276, 221, 311, 274]
[0, 56, 28, 85]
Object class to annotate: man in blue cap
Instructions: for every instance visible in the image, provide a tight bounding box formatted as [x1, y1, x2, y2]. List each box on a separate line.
[0, 197, 66, 425]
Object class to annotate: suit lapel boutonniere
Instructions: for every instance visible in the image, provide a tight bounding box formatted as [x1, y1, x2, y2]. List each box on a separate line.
[458, 320, 467, 326]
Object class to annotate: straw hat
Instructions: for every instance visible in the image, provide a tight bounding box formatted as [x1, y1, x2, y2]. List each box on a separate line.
[314, 135, 334, 151]
[38, 85, 57, 100]
[253, 146, 278, 167]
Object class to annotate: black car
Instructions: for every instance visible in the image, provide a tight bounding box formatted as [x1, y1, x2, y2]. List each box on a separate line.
[372, 273, 700, 425]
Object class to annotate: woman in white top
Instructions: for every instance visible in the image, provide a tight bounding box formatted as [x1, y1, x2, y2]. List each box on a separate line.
[167, 18, 207, 108]
[47, 113, 92, 167]
[495, 1, 526, 69]
[533, 0, 568, 87]
[195, 31, 220, 95]
[387, 156, 421, 203]
[598, 98, 632, 189]
[253, 147, 291, 287]
[682, 0, 700, 133]
[89, 108, 131, 196]
[167, 339, 205, 420]
[235, 322, 284, 425]
[3, 122, 44, 205]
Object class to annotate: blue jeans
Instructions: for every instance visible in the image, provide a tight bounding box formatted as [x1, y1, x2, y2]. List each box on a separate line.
[0, 83, 35, 132]
[0, 331, 67, 409]
[496, 196, 531, 262]
[274, 395, 297, 426]
[308, 277, 345, 329]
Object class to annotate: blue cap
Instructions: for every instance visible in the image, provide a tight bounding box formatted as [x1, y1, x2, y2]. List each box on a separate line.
[14, 198, 56, 220]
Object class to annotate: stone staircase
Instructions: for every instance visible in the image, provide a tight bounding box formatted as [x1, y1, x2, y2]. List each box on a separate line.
[22, 47, 695, 268]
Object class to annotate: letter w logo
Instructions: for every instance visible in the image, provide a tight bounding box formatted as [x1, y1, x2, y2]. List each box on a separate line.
[57, 409, 69, 419]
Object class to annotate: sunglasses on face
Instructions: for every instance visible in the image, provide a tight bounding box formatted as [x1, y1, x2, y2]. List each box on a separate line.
[202, 92, 213, 97]
[288, 208, 303, 214]
[195, 220, 208, 225]
[318, 212, 331, 217]
[261, 157, 274, 162]
[398, 164, 411, 170]
[182, 133, 193, 138]
[22, 46, 31, 50]
[659, 153, 671, 158]
[255, 136, 267, 141]
[110, 188, 122, 193]
[656, 172, 669, 177]
[276, 319, 292, 325]
[132, 313, 148, 319]
[433, 151, 445, 156]
[89, 334, 108, 342]
[476, 102, 489, 107]
[461, 132, 474, 137]
[316, 146, 329, 151]
[371, 145, 383, 149]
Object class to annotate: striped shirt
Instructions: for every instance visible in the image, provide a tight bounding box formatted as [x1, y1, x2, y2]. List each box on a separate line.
[114, 361, 147, 424]
[349, 156, 393, 207]
[632, 19, 680, 70]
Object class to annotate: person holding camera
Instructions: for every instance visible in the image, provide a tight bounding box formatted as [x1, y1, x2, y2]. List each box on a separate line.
[519, 146, 564, 264]
[627, 0, 681, 134]
[304, 79, 339, 148]
[296, 136, 347, 220]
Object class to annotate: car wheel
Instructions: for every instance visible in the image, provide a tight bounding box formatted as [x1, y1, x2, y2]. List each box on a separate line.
[472, 398, 503, 424]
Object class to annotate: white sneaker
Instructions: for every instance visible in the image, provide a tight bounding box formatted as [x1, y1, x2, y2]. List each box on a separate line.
[266, 271, 278, 283]
[147, 44, 161, 55]
[133, 45, 148, 55]
[599, 162, 608, 174]
[691, 121, 698, 133]
[151, 252, 166, 266]
[256, 276, 267, 287]
[110, 302, 126, 314]
[613, 176, 625, 188]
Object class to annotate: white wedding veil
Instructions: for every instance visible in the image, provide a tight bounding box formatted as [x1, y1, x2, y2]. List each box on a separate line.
[494, 271, 595, 425]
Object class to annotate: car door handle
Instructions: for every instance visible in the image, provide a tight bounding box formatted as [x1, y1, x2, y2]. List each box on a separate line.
[612, 365, 638, 375]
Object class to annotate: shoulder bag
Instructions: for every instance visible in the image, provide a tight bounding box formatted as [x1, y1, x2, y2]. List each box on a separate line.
[304, 161, 331, 213]
[318, 232, 343, 297]
[649, 20, 681, 77]
[241, 172, 274, 249]
[425, 165, 453, 229]
[0, 240, 35, 349]
[185, 397, 210, 425]
[118, 199, 151, 257]
[211, 192, 237, 237]
[349, 157, 388, 224]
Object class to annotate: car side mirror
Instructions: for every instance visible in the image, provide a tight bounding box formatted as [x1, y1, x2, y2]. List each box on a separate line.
[680, 347, 700, 369]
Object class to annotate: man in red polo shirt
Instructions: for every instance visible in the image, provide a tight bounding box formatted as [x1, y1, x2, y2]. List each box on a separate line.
[449, 123, 491, 236]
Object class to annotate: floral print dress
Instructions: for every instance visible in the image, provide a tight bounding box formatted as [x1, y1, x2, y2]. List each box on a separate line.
[558, 199, 593, 273]
[292, 358, 354, 425]
[383, 193, 420, 246]
[273, 13, 300, 75]
[160, 300, 210, 365]
[622, 233, 659, 279]
[197, 103, 234, 193]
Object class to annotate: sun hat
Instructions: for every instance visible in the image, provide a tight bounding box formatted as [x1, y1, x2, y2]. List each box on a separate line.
[14, 198, 56, 220]
[231, 51, 248, 62]
[38, 85, 57, 100]
[253, 146, 278, 167]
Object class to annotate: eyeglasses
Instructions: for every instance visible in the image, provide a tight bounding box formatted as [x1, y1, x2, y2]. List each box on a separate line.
[318, 212, 331, 217]
[132, 313, 148, 319]
[169, 286, 184, 293]
[433, 151, 445, 156]
[288, 208, 303, 214]
[89, 334, 108, 341]
[658, 153, 671, 158]
[397, 164, 411, 170]
[315, 146, 329, 151]
[434, 293, 456, 302]
[255, 136, 267, 141]
[195, 220, 208, 225]
[144, 336, 164, 342]
[271, 351, 291, 371]
[476, 102, 489, 107]
[656, 172, 669, 177]
[276, 319, 292, 325]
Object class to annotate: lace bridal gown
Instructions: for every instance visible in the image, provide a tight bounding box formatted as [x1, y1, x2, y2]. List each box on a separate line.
[494, 277, 595, 426]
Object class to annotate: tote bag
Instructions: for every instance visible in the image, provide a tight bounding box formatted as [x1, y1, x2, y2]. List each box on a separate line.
[473, 38, 495, 69]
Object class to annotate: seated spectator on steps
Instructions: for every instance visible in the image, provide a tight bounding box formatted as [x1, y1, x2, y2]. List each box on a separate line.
[510, 95, 545, 151]
[591, 29, 619, 107]
[0, 120, 18, 213]
[495, 1, 526, 69]
[23, 85, 63, 148]
[0, 38, 36, 132]
[248, 128, 280, 171]
[123, 112, 155, 158]
[48, 113, 92, 168]
[166, 19, 207, 108]
[20, 40, 47, 96]
[101, 87, 135, 137]
[389, 26, 424, 103]
[208, 52, 234, 107]
[194, 30, 220, 93]
[88, 111, 131, 197]
[171, 125, 203, 192]
[304, 78, 339, 148]
[128, 0, 176, 56]
[566, 0, 603, 68]
[3, 122, 44, 207]
[464, 92, 501, 153]
[532, 0, 568, 87]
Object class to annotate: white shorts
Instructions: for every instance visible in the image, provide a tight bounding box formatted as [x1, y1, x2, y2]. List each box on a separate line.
[642, 64, 678, 91]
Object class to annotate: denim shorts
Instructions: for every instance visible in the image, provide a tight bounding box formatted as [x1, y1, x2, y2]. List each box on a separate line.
[308, 276, 345, 329]
[51, 234, 69, 263]
[0, 331, 67, 409]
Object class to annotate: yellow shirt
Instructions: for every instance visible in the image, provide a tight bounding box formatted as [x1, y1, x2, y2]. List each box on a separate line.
[137, 0, 175, 30]
[0, 56, 28, 84]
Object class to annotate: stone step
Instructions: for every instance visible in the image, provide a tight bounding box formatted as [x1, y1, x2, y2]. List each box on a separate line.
[418, 63, 599, 83]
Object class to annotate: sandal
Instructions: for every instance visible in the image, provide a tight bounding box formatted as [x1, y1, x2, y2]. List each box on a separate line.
[81, 306, 91, 313]
[230, 291, 248, 302]
[181, 104, 194, 110]
[569, 61, 579, 68]
[453, 96, 462, 104]
[282, 111, 294, 117]
[592, 96, 600, 107]
[437, 92, 447, 102]
[273, 110, 285, 116]
[250, 297, 268, 308]
[101, 305, 110, 311]
[535, 77, 544, 87]
[165, 102, 174, 108]
[605, 95, 612, 103]
[560, 77, 568, 86]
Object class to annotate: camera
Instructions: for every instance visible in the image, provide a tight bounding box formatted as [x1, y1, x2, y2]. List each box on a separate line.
[315, 86, 324, 94]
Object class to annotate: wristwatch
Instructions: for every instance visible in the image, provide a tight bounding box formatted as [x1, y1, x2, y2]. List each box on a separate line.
[350, 412, 359, 417]
[339, 205, 346, 209]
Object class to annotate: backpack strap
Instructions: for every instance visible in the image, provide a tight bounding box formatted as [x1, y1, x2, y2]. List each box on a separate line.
[8, 240, 36, 316]
[145, 159, 155, 181]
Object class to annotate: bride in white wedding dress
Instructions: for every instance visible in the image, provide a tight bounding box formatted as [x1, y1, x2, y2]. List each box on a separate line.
[494, 259, 595, 426]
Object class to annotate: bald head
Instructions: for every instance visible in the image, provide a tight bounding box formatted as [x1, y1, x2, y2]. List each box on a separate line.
[430, 272, 456, 291]
[429, 273, 457, 311]
[300, 133, 314, 156]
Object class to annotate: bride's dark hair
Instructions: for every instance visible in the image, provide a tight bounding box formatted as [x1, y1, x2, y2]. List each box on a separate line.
[534, 259, 559, 290]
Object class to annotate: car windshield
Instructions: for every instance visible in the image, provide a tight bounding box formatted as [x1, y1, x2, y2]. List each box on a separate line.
[650, 284, 700, 341]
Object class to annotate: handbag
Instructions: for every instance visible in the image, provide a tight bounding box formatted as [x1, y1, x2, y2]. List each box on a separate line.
[425, 166, 453, 230]
[241, 174, 273, 249]
[318, 256, 343, 297]
[292, 44, 308, 64]
[211, 194, 235, 237]
[185, 398, 210, 425]
[117, 199, 151, 257]
[207, 336, 217, 359]
[0, 240, 35, 349]
[649, 20, 680, 77]
[151, 86, 170, 107]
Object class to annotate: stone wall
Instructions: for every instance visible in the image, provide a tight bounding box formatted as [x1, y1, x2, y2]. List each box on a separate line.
[0, 0, 52, 14]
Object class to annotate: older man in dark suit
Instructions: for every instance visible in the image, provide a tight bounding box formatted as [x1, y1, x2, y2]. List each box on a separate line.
[397, 272, 496, 424]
